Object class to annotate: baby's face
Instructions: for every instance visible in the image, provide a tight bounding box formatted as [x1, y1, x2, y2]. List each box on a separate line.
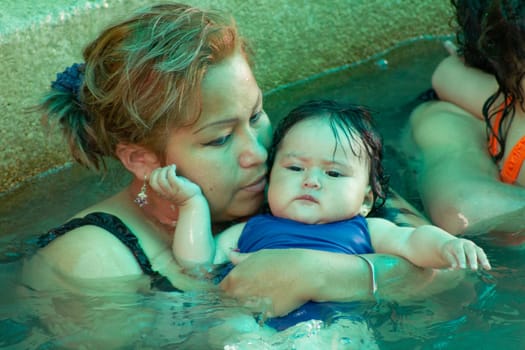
[267, 117, 372, 224]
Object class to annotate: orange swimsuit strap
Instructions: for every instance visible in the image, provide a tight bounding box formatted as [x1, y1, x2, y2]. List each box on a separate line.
[500, 138, 525, 184]
[487, 97, 525, 184]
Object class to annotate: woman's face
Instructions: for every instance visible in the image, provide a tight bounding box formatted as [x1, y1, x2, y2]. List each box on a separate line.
[164, 51, 272, 222]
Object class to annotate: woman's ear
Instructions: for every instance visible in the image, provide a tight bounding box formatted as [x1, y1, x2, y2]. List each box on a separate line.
[115, 143, 161, 179]
[360, 186, 374, 217]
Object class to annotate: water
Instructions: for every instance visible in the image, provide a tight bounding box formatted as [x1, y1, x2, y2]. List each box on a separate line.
[2, 39, 525, 349]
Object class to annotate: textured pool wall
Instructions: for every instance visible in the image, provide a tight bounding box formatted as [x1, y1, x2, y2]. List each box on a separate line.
[0, 0, 452, 194]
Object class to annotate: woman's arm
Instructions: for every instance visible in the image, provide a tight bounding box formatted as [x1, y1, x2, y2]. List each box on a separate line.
[219, 249, 455, 317]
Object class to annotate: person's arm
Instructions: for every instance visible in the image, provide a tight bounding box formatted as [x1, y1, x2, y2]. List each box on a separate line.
[149, 165, 215, 268]
[367, 218, 491, 270]
[432, 54, 498, 120]
[213, 223, 245, 264]
[219, 249, 458, 317]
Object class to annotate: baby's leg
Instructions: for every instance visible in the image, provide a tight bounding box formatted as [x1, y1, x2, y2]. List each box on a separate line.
[264, 318, 378, 350]
[207, 313, 276, 349]
[208, 313, 378, 350]
[323, 317, 379, 350]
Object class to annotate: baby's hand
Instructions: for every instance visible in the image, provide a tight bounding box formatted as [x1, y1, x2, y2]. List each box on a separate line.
[441, 238, 491, 271]
[149, 164, 203, 205]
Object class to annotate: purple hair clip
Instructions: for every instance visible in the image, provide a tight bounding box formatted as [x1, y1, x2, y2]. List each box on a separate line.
[51, 63, 85, 98]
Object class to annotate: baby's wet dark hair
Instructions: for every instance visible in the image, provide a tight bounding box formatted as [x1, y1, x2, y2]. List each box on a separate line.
[268, 99, 389, 210]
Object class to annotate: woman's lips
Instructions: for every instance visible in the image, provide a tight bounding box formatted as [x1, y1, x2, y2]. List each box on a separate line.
[242, 176, 267, 193]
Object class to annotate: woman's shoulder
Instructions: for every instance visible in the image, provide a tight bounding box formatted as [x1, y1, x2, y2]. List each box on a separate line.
[37, 223, 144, 278]
[21, 223, 145, 292]
[25, 191, 147, 287]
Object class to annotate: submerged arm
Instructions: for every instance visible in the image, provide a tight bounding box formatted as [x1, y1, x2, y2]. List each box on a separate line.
[219, 248, 457, 317]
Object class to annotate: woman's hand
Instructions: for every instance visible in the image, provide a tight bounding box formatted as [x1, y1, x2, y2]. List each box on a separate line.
[219, 249, 316, 317]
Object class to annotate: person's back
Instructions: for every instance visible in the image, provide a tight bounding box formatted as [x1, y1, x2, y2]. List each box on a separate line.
[435, 0, 525, 185]
[408, 0, 525, 234]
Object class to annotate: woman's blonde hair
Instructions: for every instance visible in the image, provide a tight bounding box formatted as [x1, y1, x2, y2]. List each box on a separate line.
[41, 2, 248, 170]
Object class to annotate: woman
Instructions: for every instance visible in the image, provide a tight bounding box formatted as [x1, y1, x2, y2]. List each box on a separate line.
[23, 2, 449, 319]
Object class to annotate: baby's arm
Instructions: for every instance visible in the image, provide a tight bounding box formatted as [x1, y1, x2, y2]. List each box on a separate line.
[367, 218, 491, 270]
[149, 165, 214, 269]
[432, 51, 498, 120]
[213, 223, 246, 264]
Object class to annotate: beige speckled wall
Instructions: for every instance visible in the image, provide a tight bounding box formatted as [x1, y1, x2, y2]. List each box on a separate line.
[0, 0, 452, 194]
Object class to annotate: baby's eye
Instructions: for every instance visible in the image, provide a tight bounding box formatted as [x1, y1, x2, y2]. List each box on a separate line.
[286, 165, 303, 172]
[326, 170, 343, 178]
[203, 134, 231, 146]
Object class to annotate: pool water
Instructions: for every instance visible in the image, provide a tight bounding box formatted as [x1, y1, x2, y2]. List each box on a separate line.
[2, 39, 525, 349]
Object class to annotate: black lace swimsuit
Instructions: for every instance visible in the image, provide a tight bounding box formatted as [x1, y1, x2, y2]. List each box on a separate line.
[37, 212, 179, 291]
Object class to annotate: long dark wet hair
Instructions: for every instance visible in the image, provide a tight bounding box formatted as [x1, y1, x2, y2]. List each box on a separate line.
[268, 99, 389, 210]
[452, 0, 525, 161]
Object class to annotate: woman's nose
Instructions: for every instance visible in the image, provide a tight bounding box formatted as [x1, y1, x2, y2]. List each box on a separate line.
[239, 131, 268, 168]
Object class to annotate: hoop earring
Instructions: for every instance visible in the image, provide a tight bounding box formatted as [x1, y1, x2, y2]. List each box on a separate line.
[134, 176, 148, 207]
